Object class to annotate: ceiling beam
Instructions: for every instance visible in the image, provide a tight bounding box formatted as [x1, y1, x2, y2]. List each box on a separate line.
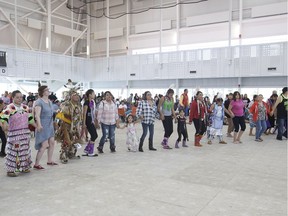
[22, 0, 58, 18]
[0, 8, 34, 50]
[51, 0, 67, 14]
[35, 0, 47, 12]
[63, 28, 87, 55]
[0, 0, 87, 27]
[0, 0, 46, 15]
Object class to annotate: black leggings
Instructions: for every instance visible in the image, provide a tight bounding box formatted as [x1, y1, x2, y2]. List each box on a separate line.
[0, 127, 6, 153]
[162, 116, 173, 138]
[232, 116, 246, 132]
[86, 122, 98, 142]
[193, 118, 206, 135]
[177, 129, 188, 141]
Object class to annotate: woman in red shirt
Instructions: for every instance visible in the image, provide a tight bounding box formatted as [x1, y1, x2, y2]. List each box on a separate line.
[189, 91, 207, 147]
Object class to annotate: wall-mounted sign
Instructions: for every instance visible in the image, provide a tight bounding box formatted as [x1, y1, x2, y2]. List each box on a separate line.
[0, 51, 7, 67]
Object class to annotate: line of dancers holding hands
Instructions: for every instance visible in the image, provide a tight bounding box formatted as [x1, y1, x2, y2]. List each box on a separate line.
[1, 85, 287, 177]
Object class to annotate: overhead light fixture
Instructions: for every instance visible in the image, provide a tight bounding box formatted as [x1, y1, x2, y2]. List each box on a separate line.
[46, 37, 49, 49]
[87, 45, 90, 56]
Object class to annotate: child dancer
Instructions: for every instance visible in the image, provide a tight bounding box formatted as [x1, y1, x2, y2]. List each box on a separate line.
[121, 114, 139, 152]
[175, 109, 189, 148]
[207, 98, 227, 144]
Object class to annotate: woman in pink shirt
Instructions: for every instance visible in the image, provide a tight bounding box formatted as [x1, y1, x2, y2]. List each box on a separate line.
[228, 91, 246, 143]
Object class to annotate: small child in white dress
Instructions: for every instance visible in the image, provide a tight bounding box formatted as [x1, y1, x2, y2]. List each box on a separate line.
[121, 114, 139, 152]
[208, 98, 227, 144]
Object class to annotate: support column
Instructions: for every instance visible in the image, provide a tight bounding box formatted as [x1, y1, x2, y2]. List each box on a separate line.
[46, 0, 51, 52]
[159, 0, 163, 72]
[176, 0, 180, 51]
[14, 0, 18, 49]
[228, 0, 232, 66]
[126, 0, 130, 55]
[175, 79, 179, 97]
[106, 0, 110, 74]
[70, 0, 74, 56]
[87, 3, 91, 58]
[238, 77, 241, 92]
[126, 80, 130, 99]
[238, 0, 243, 90]
[159, 0, 163, 53]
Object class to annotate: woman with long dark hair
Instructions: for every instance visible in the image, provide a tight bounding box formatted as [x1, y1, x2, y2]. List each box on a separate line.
[228, 91, 246, 143]
[158, 89, 176, 149]
[136, 91, 157, 152]
[97, 91, 120, 153]
[82, 89, 98, 157]
[189, 91, 207, 147]
[1, 90, 36, 176]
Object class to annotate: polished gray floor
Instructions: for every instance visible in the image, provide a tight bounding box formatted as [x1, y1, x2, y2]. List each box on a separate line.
[0, 121, 287, 216]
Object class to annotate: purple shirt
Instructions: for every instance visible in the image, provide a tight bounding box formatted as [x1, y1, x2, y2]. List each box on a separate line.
[230, 100, 244, 117]
[1, 96, 10, 105]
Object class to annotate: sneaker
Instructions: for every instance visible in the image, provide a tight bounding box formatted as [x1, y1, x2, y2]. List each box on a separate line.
[207, 140, 212, 145]
[97, 147, 104, 154]
[163, 145, 172, 149]
[255, 139, 261, 142]
[219, 141, 227, 144]
[88, 153, 98, 157]
[110, 149, 116, 153]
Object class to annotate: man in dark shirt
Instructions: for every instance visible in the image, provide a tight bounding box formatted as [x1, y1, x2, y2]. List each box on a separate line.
[27, 92, 36, 103]
[0, 99, 7, 157]
[224, 93, 234, 137]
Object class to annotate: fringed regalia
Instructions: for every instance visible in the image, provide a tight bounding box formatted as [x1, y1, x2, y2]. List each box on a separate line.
[1, 104, 34, 172]
[55, 100, 83, 163]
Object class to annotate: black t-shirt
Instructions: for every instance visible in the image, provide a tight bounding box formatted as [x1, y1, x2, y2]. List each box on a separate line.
[277, 94, 288, 118]
[84, 100, 93, 124]
[177, 116, 187, 131]
[27, 95, 36, 102]
[224, 99, 231, 118]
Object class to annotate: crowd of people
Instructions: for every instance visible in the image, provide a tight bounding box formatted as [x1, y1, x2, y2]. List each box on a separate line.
[0, 85, 287, 177]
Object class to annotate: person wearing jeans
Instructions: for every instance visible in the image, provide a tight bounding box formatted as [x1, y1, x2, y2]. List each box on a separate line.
[271, 87, 288, 141]
[249, 94, 269, 142]
[97, 91, 120, 153]
[136, 91, 157, 152]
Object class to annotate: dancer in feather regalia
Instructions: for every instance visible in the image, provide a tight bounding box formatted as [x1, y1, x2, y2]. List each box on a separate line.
[55, 88, 83, 163]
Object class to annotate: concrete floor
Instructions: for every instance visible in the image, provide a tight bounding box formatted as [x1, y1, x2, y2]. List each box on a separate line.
[0, 121, 287, 216]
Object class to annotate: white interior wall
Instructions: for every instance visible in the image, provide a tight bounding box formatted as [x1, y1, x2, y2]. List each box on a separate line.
[0, 0, 287, 56]
[88, 0, 287, 56]
[0, 42, 286, 86]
